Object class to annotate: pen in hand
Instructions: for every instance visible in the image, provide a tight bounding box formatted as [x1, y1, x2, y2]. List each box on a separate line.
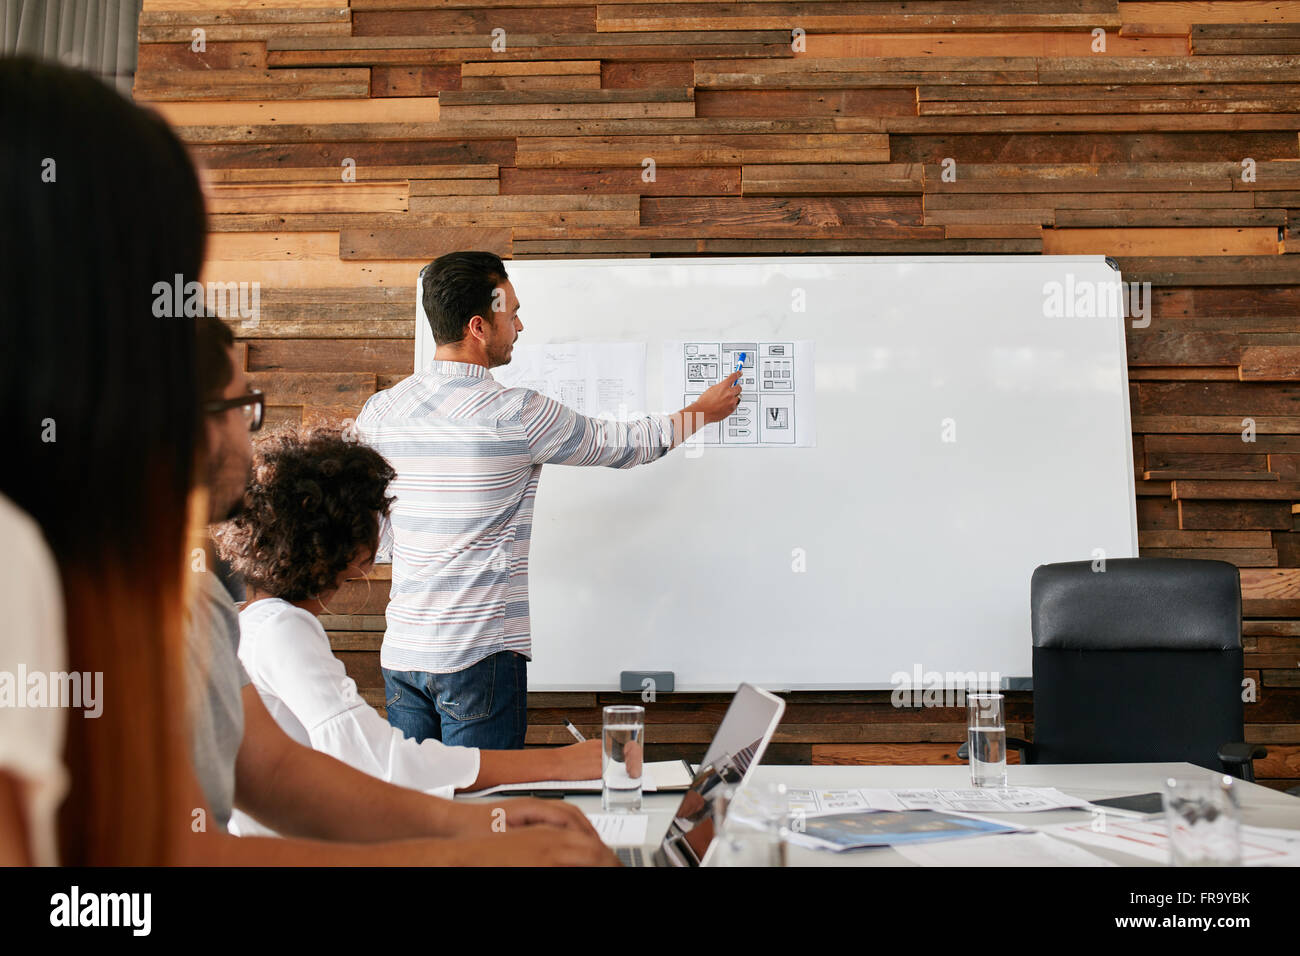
[563, 719, 587, 743]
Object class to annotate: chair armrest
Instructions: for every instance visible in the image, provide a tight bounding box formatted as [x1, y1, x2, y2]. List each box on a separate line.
[957, 738, 1034, 764]
[1218, 742, 1267, 783]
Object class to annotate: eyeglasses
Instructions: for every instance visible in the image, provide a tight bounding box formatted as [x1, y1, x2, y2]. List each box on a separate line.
[203, 388, 264, 432]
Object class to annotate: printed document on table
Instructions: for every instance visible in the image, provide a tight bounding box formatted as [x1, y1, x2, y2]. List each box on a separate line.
[494, 342, 647, 420]
[663, 340, 815, 447]
[586, 813, 649, 847]
[861, 788, 1085, 814]
[1038, 820, 1300, 866]
[786, 789, 870, 814]
[786, 787, 1084, 815]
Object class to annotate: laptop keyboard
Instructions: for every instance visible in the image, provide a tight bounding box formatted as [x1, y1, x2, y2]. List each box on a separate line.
[615, 846, 645, 867]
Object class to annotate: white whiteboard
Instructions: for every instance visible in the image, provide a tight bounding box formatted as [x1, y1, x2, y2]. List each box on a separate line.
[414, 256, 1138, 690]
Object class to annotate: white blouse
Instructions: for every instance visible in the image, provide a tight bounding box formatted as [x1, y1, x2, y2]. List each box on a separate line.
[0, 493, 68, 865]
[230, 597, 479, 837]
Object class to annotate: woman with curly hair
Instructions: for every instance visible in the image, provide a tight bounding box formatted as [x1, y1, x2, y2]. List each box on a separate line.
[215, 427, 599, 831]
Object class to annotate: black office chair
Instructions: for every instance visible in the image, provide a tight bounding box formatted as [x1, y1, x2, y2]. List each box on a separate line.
[961, 558, 1266, 781]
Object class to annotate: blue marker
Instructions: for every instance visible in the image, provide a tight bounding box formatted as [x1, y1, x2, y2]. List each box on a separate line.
[734, 351, 746, 376]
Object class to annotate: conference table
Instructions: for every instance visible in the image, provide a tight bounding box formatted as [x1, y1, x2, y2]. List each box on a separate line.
[560, 763, 1300, 866]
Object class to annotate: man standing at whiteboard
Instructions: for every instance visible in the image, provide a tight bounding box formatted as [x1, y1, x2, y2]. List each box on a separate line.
[356, 252, 742, 749]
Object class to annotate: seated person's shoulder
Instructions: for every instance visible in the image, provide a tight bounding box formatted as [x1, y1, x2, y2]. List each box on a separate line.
[241, 598, 323, 643]
[0, 492, 63, 668]
[0, 496, 59, 589]
[238, 599, 330, 676]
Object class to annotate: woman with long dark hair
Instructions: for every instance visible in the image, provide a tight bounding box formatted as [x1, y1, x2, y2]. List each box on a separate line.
[0, 55, 207, 865]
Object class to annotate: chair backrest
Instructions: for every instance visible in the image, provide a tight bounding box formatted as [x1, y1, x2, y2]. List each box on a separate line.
[1030, 558, 1244, 770]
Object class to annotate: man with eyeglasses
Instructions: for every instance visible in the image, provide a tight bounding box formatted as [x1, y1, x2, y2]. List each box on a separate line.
[200, 361, 263, 522]
[182, 315, 612, 864]
[199, 334, 263, 602]
[203, 390, 264, 431]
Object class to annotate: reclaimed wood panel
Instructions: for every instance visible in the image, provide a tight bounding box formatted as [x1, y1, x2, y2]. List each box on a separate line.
[462, 59, 601, 90]
[204, 164, 498, 184]
[515, 132, 890, 166]
[248, 339, 414, 374]
[808, 32, 1187, 57]
[406, 193, 640, 225]
[500, 166, 740, 195]
[1241, 347, 1300, 381]
[340, 226, 513, 259]
[353, 8, 596, 35]
[697, 89, 918, 119]
[140, 22, 352, 43]
[1041, 226, 1279, 255]
[266, 32, 795, 67]
[596, 3, 1122, 33]
[153, 96, 440, 126]
[203, 182, 408, 214]
[137, 42, 267, 72]
[202, 258, 420, 287]
[135, 67, 371, 101]
[438, 87, 696, 120]
[370, 65, 461, 95]
[743, 163, 923, 195]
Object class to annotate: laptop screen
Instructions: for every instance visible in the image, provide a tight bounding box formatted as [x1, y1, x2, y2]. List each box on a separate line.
[653, 684, 784, 867]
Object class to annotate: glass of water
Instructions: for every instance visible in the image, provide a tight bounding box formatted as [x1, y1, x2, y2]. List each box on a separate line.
[709, 781, 789, 867]
[1163, 775, 1242, 866]
[602, 705, 645, 812]
[967, 693, 1007, 788]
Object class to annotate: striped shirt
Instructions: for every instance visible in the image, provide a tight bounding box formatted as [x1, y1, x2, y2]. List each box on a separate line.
[356, 359, 677, 674]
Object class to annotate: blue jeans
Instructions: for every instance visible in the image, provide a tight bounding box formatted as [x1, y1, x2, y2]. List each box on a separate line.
[383, 651, 528, 750]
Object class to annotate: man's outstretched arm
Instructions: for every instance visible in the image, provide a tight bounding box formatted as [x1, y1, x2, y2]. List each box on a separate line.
[525, 370, 742, 467]
[233, 685, 599, 843]
[666, 370, 744, 448]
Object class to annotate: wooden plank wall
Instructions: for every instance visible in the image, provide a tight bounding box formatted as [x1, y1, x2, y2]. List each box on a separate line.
[135, 0, 1300, 790]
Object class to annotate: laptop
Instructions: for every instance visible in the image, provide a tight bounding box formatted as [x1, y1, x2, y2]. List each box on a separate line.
[616, 683, 785, 867]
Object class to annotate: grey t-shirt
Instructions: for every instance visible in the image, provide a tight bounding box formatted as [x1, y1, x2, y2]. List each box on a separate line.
[185, 565, 249, 833]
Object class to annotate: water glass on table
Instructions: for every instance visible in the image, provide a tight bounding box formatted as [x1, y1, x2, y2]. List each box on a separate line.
[602, 705, 645, 812]
[1163, 775, 1242, 866]
[709, 781, 789, 867]
[967, 693, 1007, 788]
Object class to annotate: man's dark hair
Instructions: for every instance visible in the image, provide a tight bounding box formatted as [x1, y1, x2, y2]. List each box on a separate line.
[196, 314, 235, 402]
[215, 427, 396, 602]
[421, 251, 509, 345]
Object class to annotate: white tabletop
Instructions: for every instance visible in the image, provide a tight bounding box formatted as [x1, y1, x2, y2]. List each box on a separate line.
[557, 763, 1300, 866]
